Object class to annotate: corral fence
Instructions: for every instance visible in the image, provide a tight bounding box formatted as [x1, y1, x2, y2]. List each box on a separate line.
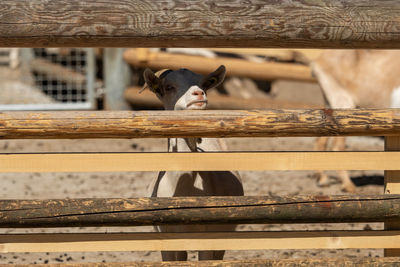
[1, 0, 400, 266]
[1, 109, 400, 266]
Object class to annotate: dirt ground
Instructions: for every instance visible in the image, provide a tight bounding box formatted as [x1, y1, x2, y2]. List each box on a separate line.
[0, 135, 385, 264]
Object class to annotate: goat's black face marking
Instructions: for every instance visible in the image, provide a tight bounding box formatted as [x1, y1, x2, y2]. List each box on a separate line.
[158, 69, 203, 110]
[144, 65, 226, 110]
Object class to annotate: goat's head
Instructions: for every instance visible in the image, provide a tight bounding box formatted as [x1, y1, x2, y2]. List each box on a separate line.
[143, 65, 226, 110]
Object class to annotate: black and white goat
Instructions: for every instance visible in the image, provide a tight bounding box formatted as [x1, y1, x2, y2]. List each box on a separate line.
[144, 66, 244, 261]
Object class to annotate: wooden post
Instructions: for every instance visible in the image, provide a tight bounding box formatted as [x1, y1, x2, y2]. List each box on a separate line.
[18, 48, 35, 86]
[385, 136, 400, 257]
[103, 48, 131, 110]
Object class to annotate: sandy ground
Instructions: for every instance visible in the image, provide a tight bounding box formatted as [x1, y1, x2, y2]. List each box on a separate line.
[0, 136, 385, 264]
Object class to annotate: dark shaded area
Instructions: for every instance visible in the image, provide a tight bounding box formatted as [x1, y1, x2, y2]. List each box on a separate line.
[351, 175, 384, 186]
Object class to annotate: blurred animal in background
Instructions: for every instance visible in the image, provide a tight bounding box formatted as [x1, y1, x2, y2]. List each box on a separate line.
[312, 50, 400, 192]
[143, 65, 244, 261]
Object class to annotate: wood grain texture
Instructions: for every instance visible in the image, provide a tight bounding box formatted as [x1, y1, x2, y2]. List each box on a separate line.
[123, 49, 316, 82]
[1, 109, 400, 139]
[2, 152, 400, 172]
[0, 0, 399, 48]
[1, 231, 400, 252]
[1, 195, 400, 228]
[3, 258, 400, 267]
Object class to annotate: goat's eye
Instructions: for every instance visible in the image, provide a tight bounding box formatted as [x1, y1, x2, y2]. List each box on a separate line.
[165, 85, 175, 91]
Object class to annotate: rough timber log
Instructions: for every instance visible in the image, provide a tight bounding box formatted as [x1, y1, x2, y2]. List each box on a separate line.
[0, 0, 399, 48]
[1, 109, 400, 139]
[3, 258, 400, 267]
[123, 49, 316, 82]
[0, 195, 400, 228]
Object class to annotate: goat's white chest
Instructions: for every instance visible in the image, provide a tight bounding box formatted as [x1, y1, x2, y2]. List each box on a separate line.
[149, 138, 225, 197]
[169, 137, 222, 152]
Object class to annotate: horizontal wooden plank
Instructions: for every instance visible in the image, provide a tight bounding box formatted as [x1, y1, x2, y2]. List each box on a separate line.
[1, 231, 400, 252]
[124, 49, 316, 82]
[1, 109, 400, 139]
[1, 195, 400, 228]
[3, 258, 400, 267]
[1, 152, 400, 172]
[0, 0, 399, 48]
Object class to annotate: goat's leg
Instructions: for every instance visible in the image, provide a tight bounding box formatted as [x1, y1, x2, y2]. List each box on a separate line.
[332, 137, 356, 192]
[199, 250, 225, 261]
[198, 224, 235, 260]
[314, 137, 330, 186]
[161, 251, 188, 261]
[157, 225, 188, 261]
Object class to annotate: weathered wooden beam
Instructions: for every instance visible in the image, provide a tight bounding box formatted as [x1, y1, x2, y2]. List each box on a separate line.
[1, 231, 400, 252]
[0, 196, 400, 228]
[125, 87, 322, 109]
[2, 152, 400, 172]
[3, 258, 400, 267]
[123, 49, 316, 82]
[1, 109, 400, 139]
[0, 0, 399, 48]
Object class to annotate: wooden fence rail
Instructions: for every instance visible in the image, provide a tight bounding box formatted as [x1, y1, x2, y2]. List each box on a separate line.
[0, 0, 399, 48]
[2, 152, 400, 172]
[2, 258, 400, 267]
[1, 231, 400, 252]
[1, 195, 400, 228]
[1, 109, 400, 139]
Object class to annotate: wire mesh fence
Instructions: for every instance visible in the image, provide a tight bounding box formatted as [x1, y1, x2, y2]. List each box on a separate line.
[0, 48, 95, 111]
[33, 48, 88, 103]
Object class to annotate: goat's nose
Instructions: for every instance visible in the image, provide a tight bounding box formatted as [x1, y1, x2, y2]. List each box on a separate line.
[192, 90, 205, 96]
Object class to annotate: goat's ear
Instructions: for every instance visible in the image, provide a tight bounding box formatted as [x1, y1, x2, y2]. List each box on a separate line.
[143, 68, 162, 94]
[201, 65, 226, 90]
